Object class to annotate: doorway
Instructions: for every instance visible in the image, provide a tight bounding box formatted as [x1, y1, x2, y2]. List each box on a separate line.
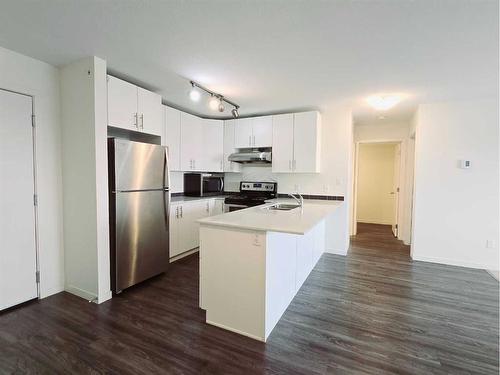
[0, 88, 39, 310]
[353, 142, 402, 238]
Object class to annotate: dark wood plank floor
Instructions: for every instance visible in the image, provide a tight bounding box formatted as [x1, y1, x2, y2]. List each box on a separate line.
[1, 223, 498, 374]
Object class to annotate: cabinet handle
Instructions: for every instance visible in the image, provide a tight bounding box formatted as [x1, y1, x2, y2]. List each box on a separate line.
[253, 135, 255, 146]
[206, 202, 210, 213]
[134, 113, 138, 129]
[193, 160, 196, 170]
[289, 160, 292, 171]
[180, 206, 183, 218]
[293, 159, 296, 170]
[175, 206, 179, 219]
[140, 113, 144, 130]
[248, 135, 251, 146]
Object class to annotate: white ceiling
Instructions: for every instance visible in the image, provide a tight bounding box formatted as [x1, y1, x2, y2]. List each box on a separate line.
[0, 1, 497, 124]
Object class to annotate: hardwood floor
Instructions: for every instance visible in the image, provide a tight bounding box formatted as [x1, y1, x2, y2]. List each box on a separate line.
[1, 223, 498, 374]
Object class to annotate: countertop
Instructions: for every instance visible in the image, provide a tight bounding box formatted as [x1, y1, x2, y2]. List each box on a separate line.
[171, 194, 230, 203]
[197, 198, 342, 235]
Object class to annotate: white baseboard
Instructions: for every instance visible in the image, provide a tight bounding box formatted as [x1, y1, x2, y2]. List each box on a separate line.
[411, 254, 494, 270]
[40, 284, 64, 299]
[97, 290, 113, 304]
[206, 319, 266, 342]
[486, 270, 500, 281]
[325, 248, 348, 256]
[65, 285, 97, 302]
[170, 248, 199, 263]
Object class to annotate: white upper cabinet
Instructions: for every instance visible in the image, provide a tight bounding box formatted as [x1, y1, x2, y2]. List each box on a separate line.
[223, 120, 241, 172]
[234, 118, 253, 148]
[234, 116, 273, 148]
[293, 111, 321, 173]
[107, 76, 138, 131]
[180, 112, 203, 171]
[272, 111, 321, 173]
[272, 114, 294, 173]
[251, 115, 273, 147]
[137, 87, 163, 136]
[107, 75, 163, 138]
[202, 119, 224, 172]
[165, 106, 181, 171]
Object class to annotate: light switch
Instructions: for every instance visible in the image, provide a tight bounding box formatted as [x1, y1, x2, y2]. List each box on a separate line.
[459, 160, 471, 169]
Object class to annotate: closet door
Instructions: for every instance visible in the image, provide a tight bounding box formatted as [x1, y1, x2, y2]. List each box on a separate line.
[0, 89, 38, 310]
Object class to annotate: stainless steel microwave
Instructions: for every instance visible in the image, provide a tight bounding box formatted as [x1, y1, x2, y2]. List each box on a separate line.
[184, 173, 224, 197]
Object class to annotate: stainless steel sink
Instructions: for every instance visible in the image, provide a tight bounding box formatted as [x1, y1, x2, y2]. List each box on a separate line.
[266, 203, 300, 211]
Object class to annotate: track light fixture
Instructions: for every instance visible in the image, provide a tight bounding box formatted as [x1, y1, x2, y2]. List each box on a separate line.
[188, 80, 240, 118]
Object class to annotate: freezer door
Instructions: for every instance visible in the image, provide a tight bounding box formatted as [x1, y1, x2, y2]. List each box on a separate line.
[113, 138, 168, 191]
[114, 190, 169, 292]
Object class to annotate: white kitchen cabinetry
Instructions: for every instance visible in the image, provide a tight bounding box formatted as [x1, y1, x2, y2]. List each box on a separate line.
[107, 75, 162, 137]
[223, 120, 241, 172]
[202, 119, 224, 172]
[271, 114, 294, 173]
[170, 200, 211, 258]
[165, 106, 181, 171]
[180, 112, 203, 171]
[251, 116, 273, 147]
[234, 116, 273, 148]
[107, 76, 138, 131]
[272, 111, 321, 173]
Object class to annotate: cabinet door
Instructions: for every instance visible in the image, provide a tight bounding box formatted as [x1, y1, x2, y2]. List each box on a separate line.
[179, 201, 207, 252]
[293, 111, 321, 173]
[272, 114, 294, 173]
[202, 119, 224, 172]
[107, 75, 138, 131]
[223, 120, 241, 172]
[165, 106, 181, 171]
[137, 87, 163, 137]
[296, 229, 314, 291]
[234, 118, 253, 148]
[180, 112, 203, 171]
[169, 204, 181, 257]
[252, 115, 273, 147]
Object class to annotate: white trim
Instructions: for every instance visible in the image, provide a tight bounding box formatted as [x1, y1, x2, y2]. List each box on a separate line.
[411, 254, 494, 270]
[170, 248, 199, 263]
[206, 320, 266, 342]
[486, 270, 500, 281]
[97, 290, 113, 304]
[65, 285, 97, 302]
[40, 284, 64, 299]
[325, 247, 347, 256]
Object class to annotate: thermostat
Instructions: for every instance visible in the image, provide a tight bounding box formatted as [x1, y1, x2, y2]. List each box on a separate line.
[459, 160, 471, 169]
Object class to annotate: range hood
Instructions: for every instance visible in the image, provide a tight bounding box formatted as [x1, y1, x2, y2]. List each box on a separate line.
[228, 150, 272, 164]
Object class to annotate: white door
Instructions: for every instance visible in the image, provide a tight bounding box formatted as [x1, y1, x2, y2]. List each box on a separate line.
[202, 119, 224, 172]
[234, 118, 253, 148]
[137, 87, 163, 137]
[169, 204, 180, 257]
[272, 114, 294, 173]
[392, 143, 401, 237]
[293, 111, 320, 173]
[223, 120, 241, 172]
[107, 75, 138, 131]
[251, 116, 273, 147]
[180, 112, 203, 171]
[0, 89, 38, 310]
[165, 106, 181, 171]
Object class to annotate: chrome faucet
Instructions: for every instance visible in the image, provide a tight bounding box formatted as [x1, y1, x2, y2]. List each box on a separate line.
[288, 192, 304, 207]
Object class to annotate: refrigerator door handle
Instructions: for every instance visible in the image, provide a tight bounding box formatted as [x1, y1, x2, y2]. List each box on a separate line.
[164, 147, 170, 190]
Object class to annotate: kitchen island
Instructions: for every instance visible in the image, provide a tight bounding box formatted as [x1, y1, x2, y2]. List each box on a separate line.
[198, 199, 342, 342]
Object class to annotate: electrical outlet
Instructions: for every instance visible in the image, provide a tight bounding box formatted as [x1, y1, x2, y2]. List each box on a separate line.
[486, 239, 496, 249]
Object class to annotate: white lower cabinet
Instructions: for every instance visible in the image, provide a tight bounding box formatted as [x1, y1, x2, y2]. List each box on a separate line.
[170, 199, 219, 259]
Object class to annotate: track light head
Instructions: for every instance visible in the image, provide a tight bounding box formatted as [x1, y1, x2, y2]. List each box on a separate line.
[231, 107, 239, 118]
[218, 98, 225, 113]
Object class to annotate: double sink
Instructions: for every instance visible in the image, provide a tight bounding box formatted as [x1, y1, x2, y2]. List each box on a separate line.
[265, 203, 301, 211]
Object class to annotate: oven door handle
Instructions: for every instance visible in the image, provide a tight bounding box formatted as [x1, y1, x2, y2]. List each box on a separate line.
[220, 177, 224, 192]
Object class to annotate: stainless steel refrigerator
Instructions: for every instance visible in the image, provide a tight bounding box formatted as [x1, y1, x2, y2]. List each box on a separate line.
[108, 138, 170, 293]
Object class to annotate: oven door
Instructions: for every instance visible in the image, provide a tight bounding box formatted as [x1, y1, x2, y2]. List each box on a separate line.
[223, 203, 248, 213]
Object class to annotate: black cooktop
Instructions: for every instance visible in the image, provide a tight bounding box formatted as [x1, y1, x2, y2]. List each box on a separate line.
[224, 181, 277, 206]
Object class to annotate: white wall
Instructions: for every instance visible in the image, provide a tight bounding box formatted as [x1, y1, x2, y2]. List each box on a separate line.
[60, 57, 111, 303]
[357, 143, 397, 225]
[412, 98, 499, 271]
[0, 46, 64, 298]
[224, 105, 353, 254]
